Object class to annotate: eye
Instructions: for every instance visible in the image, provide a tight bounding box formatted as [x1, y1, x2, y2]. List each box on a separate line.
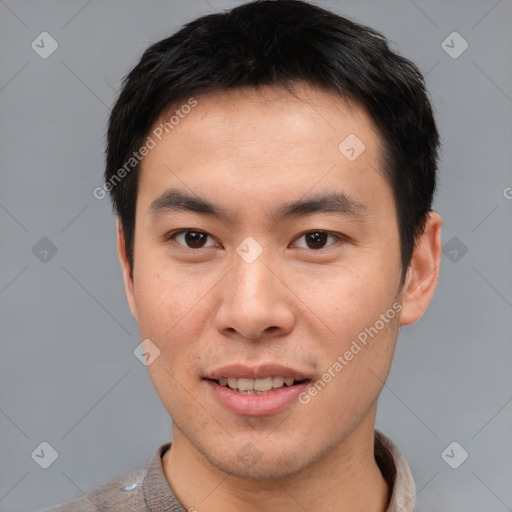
[165, 229, 344, 251]
[166, 229, 219, 249]
[292, 231, 342, 250]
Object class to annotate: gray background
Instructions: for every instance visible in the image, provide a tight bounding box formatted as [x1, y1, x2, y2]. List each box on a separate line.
[1, 0, 511, 511]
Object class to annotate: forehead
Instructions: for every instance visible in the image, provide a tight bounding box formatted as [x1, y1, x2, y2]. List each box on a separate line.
[137, 84, 390, 218]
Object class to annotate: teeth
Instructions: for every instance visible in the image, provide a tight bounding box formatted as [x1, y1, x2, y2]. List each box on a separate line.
[272, 376, 284, 388]
[238, 378, 253, 392]
[217, 376, 299, 393]
[254, 377, 273, 391]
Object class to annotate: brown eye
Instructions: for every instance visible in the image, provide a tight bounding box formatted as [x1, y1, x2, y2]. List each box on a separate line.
[293, 231, 340, 250]
[168, 230, 217, 249]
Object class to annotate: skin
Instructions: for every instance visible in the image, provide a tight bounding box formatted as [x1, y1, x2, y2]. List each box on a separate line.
[117, 83, 442, 512]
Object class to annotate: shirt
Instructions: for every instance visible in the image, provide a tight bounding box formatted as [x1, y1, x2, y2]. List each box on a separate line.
[35, 429, 415, 511]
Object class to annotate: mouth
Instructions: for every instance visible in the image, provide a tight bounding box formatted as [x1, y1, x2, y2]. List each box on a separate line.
[209, 376, 309, 394]
[204, 365, 312, 416]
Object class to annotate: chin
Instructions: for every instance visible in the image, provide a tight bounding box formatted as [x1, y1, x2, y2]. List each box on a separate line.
[195, 434, 319, 481]
[212, 450, 308, 481]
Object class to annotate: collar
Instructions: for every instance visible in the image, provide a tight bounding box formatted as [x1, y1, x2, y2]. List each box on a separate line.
[374, 429, 416, 511]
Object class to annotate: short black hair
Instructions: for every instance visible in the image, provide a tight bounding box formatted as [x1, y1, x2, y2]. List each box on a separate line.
[105, 0, 439, 282]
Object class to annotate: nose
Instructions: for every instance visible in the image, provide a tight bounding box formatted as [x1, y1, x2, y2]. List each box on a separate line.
[214, 248, 295, 341]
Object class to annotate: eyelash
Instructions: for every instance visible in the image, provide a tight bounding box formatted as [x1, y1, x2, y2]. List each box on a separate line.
[164, 229, 346, 251]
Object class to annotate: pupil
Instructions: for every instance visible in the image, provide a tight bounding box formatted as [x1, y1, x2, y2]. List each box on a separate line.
[307, 232, 327, 249]
[186, 231, 205, 248]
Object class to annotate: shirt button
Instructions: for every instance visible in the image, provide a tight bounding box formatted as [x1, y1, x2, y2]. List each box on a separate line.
[122, 483, 138, 491]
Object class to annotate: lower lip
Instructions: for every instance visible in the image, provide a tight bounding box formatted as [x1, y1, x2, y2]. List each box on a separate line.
[206, 379, 310, 416]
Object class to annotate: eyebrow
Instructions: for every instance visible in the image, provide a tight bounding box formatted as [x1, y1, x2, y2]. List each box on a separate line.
[149, 187, 368, 224]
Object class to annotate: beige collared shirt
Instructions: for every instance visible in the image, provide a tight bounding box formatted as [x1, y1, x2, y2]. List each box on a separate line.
[37, 429, 415, 511]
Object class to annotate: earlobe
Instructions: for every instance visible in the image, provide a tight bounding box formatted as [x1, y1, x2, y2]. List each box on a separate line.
[116, 219, 139, 322]
[399, 211, 442, 326]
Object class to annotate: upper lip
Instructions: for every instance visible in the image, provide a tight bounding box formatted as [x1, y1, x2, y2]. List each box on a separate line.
[206, 363, 310, 381]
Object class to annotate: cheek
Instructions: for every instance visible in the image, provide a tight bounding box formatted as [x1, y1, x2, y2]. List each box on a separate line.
[293, 261, 399, 348]
[132, 264, 209, 412]
[133, 251, 190, 327]
[295, 264, 400, 409]
[131, 260, 213, 362]
[297, 282, 399, 432]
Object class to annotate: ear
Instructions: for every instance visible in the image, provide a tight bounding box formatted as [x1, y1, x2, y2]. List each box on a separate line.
[117, 219, 139, 322]
[399, 211, 442, 325]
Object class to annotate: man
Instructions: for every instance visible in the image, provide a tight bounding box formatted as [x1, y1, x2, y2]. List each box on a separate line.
[39, 0, 442, 510]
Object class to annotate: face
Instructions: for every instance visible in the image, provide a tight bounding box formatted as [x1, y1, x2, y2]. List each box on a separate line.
[119, 84, 419, 480]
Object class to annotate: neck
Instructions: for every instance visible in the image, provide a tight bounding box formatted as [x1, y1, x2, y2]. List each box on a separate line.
[163, 413, 390, 512]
